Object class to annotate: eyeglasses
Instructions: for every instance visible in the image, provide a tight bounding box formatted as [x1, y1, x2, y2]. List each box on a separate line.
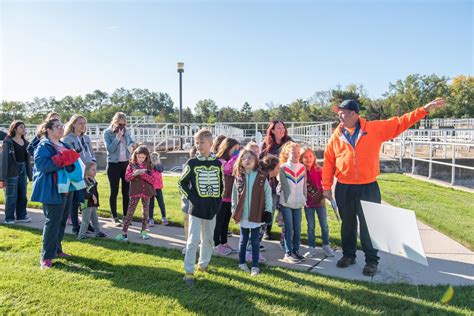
[52, 124, 64, 129]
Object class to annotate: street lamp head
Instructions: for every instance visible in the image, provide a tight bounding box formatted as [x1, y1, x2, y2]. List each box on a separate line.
[177, 62, 184, 73]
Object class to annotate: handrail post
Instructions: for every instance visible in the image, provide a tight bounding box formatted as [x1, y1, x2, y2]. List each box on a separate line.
[428, 143, 433, 179]
[451, 144, 456, 185]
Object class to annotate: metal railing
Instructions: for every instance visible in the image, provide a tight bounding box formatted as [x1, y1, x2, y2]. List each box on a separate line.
[287, 122, 334, 150]
[419, 118, 474, 129]
[381, 138, 474, 186]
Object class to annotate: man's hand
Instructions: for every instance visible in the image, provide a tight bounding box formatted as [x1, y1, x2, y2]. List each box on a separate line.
[92, 195, 97, 205]
[323, 189, 333, 201]
[423, 98, 445, 112]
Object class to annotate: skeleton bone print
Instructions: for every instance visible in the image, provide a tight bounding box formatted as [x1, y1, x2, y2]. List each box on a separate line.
[194, 166, 221, 198]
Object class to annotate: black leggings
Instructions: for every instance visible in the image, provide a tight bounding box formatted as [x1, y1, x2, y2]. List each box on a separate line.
[214, 201, 232, 246]
[107, 161, 130, 218]
[149, 189, 167, 220]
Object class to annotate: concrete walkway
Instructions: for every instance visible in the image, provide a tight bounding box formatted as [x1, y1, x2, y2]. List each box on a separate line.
[1, 206, 472, 286]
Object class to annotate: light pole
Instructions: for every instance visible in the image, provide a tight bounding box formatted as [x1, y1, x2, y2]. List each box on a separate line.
[177, 62, 184, 150]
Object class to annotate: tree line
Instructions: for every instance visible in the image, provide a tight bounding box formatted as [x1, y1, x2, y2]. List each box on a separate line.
[1, 74, 472, 125]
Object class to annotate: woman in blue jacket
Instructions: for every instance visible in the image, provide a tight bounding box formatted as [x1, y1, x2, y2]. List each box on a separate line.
[103, 112, 136, 226]
[31, 118, 74, 269]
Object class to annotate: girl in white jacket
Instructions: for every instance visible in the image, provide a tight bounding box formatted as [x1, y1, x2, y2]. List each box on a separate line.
[278, 141, 307, 263]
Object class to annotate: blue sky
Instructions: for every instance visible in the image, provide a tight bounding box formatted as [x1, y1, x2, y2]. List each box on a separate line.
[1, 0, 472, 110]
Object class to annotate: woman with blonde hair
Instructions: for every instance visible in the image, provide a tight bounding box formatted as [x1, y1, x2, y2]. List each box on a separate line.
[103, 112, 136, 225]
[62, 113, 96, 235]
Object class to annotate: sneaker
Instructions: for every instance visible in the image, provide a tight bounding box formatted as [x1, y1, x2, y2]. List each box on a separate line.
[250, 267, 260, 276]
[304, 246, 317, 258]
[40, 259, 52, 269]
[113, 217, 122, 227]
[259, 253, 267, 263]
[197, 265, 207, 273]
[222, 243, 237, 254]
[162, 217, 169, 226]
[238, 263, 250, 272]
[140, 230, 150, 240]
[336, 256, 356, 268]
[57, 252, 71, 258]
[214, 244, 232, 256]
[183, 273, 195, 285]
[259, 244, 266, 252]
[77, 235, 88, 240]
[4, 219, 15, 225]
[15, 217, 32, 223]
[293, 251, 305, 261]
[263, 232, 271, 240]
[227, 230, 233, 237]
[148, 219, 155, 227]
[363, 263, 378, 276]
[283, 253, 301, 264]
[115, 234, 128, 241]
[96, 232, 107, 238]
[72, 228, 79, 236]
[322, 245, 335, 257]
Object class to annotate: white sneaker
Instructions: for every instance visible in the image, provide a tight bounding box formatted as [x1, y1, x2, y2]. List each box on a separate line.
[322, 245, 335, 257]
[304, 246, 317, 258]
[239, 263, 250, 272]
[250, 267, 260, 276]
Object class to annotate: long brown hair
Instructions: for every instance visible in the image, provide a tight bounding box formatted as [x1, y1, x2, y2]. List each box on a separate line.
[216, 137, 239, 161]
[36, 112, 60, 137]
[233, 149, 259, 177]
[7, 120, 26, 139]
[211, 135, 226, 153]
[130, 145, 153, 171]
[262, 120, 290, 155]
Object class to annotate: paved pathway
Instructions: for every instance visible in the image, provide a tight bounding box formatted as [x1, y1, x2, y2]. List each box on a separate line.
[1, 206, 472, 286]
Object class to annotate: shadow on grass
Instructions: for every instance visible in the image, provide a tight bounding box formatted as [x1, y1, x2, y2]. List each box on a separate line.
[5, 225, 472, 314]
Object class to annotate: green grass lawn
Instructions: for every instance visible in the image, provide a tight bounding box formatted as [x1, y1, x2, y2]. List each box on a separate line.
[0, 226, 472, 315]
[377, 173, 474, 250]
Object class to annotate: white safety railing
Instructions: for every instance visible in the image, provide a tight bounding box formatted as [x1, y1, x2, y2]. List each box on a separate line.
[381, 139, 474, 186]
[419, 118, 474, 129]
[287, 122, 334, 150]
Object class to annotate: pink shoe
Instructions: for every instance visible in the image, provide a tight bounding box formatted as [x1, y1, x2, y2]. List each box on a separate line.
[214, 244, 232, 256]
[162, 217, 169, 226]
[57, 252, 71, 258]
[40, 259, 52, 269]
[222, 243, 237, 253]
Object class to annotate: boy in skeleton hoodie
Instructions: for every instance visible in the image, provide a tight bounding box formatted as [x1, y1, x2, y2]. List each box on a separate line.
[178, 129, 224, 285]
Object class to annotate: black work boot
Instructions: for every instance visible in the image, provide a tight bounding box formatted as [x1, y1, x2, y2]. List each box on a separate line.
[336, 256, 356, 268]
[363, 262, 378, 276]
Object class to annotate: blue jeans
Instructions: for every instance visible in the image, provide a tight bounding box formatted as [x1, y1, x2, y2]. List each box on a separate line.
[281, 207, 302, 254]
[4, 163, 28, 221]
[304, 206, 330, 247]
[41, 193, 73, 260]
[239, 226, 261, 268]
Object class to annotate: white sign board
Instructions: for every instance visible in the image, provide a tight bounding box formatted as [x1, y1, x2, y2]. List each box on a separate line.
[361, 200, 428, 266]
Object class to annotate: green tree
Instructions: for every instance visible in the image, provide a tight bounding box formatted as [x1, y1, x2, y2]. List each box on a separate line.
[194, 99, 218, 123]
[240, 102, 252, 121]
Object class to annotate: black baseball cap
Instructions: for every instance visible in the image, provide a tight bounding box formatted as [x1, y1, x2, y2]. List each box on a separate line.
[336, 99, 360, 114]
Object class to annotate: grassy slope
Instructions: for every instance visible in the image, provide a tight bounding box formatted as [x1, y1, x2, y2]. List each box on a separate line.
[377, 173, 473, 250]
[0, 226, 472, 315]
